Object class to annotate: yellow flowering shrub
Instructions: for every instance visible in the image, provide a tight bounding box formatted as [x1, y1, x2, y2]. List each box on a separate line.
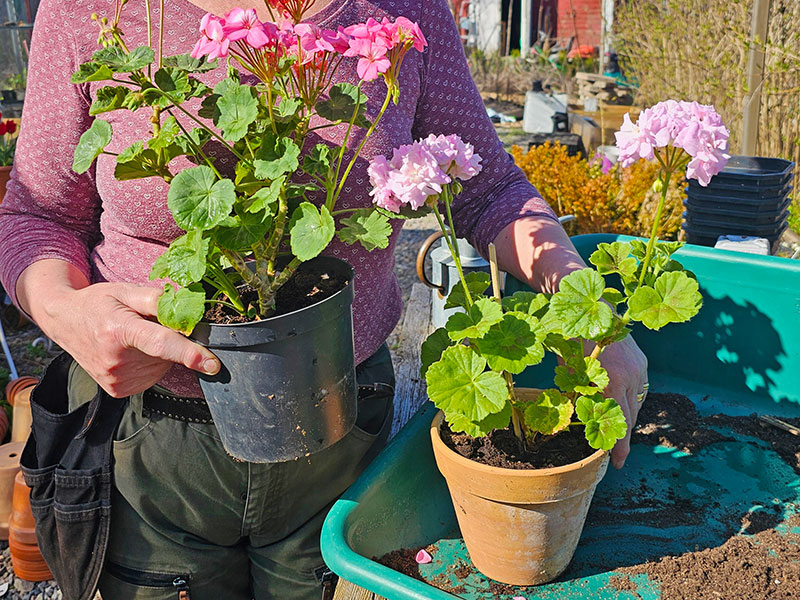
[511, 142, 685, 239]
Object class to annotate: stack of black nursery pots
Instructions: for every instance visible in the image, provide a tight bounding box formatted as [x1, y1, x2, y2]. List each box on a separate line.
[682, 156, 794, 248]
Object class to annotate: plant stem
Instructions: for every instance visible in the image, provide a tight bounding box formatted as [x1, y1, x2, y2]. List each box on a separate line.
[637, 168, 672, 290]
[432, 202, 472, 307]
[263, 191, 288, 276]
[157, 0, 165, 69]
[220, 248, 272, 313]
[170, 101, 250, 163]
[145, 0, 152, 77]
[442, 191, 473, 307]
[204, 265, 245, 312]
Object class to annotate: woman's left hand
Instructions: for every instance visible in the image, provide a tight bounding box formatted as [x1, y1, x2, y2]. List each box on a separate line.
[598, 335, 649, 469]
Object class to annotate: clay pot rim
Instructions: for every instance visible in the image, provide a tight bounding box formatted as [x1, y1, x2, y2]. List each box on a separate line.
[430, 409, 608, 477]
[4, 376, 38, 406]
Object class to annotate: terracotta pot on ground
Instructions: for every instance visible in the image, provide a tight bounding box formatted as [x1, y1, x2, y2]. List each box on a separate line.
[7, 378, 37, 443]
[0, 165, 11, 204]
[9, 471, 52, 581]
[429, 391, 610, 586]
[0, 441, 24, 539]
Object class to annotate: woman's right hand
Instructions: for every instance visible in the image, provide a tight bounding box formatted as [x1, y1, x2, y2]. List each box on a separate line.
[16, 260, 220, 398]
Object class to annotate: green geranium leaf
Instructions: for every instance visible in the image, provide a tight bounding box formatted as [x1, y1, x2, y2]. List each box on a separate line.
[576, 395, 627, 450]
[447, 402, 512, 437]
[148, 116, 182, 151]
[628, 271, 702, 330]
[316, 82, 371, 127]
[89, 86, 130, 115]
[73, 119, 112, 174]
[167, 165, 237, 230]
[656, 240, 684, 258]
[214, 210, 270, 252]
[338, 209, 392, 251]
[302, 144, 334, 178]
[254, 136, 301, 180]
[589, 241, 637, 280]
[445, 297, 503, 341]
[543, 333, 583, 362]
[117, 141, 144, 164]
[473, 312, 544, 374]
[114, 148, 160, 180]
[154, 67, 192, 99]
[444, 271, 491, 310]
[554, 356, 609, 395]
[276, 97, 303, 118]
[628, 239, 648, 261]
[602, 287, 625, 307]
[501, 291, 550, 318]
[71, 61, 115, 83]
[426, 345, 508, 423]
[214, 83, 258, 142]
[288, 202, 335, 261]
[162, 53, 218, 73]
[149, 230, 210, 286]
[286, 183, 320, 199]
[173, 128, 212, 155]
[92, 46, 154, 72]
[245, 177, 283, 214]
[157, 283, 206, 335]
[198, 93, 221, 119]
[549, 269, 613, 339]
[420, 327, 455, 377]
[522, 389, 574, 436]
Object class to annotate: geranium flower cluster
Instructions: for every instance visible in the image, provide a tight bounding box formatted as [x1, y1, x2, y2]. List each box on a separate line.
[190, 8, 426, 85]
[368, 134, 482, 213]
[615, 100, 730, 186]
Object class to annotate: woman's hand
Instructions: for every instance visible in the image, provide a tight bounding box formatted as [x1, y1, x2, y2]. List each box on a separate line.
[17, 260, 220, 398]
[598, 335, 648, 469]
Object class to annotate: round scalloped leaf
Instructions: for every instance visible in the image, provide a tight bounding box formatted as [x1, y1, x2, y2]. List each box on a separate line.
[554, 356, 609, 395]
[446, 402, 512, 438]
[73, 119, 112, 174]
[167, 166, 236, 231]
[213, 210, 270, 252]
[288, 202, 335, 261]
[444, 272, 491, 310]
[420, 327, 454, 377]
[149, 230, 210, 286]
[426, 345, 508, 423]
[254, 136, 301, 180]
[214, 82, 258, 142]
[522, 389, 574, 436]
[627, 271, 702, 330]
[501, 291, 550, 317]
[445, 297, 504, 341]
[549, 269, 613, 339]
[157, 283, 206, 335]
[589, 241, 637, 280]
[338, 209, 392, 251]
[576, 395, 627, 450]
[473, 312, 544, 374]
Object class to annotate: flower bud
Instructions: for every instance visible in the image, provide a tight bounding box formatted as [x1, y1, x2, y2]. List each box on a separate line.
[652, 178, 664, 193]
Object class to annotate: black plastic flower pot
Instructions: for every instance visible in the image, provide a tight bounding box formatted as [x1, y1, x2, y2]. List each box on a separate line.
[686, 178, 793, 202]
[190, 255, 357, 463]
[682, 221, 787, 247]
[683, 198, 792, 226]
[1, 90, 17, 103]
[688, 155, 795, 189]
[683, 211, 789, 235]
[685, 186, 793, 212]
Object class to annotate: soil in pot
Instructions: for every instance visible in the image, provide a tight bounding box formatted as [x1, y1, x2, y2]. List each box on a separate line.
[378, 392, 800, 599]
[203, 263, 349, 325]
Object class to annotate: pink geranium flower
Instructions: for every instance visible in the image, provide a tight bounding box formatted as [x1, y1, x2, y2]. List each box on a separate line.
[222, 8, 270, 49]
[191, 14, 230, 60]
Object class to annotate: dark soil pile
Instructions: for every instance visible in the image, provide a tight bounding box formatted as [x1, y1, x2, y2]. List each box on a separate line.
[380, 392, 800, 599]
[440, 419, 595, 469]
[204, 266, 347, 324]
[616, 516, 800, 600]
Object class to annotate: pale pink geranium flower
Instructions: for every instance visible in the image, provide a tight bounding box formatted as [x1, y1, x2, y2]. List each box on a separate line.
[422, 134, 482, 181]
[222, 8, 270, 49]
[191, 14, 231, 60]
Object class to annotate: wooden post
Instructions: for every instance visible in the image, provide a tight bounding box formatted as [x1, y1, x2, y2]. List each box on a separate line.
[520, 0, 532, 56]
[741, 0, 772, 156]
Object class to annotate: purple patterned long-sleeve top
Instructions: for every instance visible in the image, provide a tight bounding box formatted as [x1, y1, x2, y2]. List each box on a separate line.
[0, 0, 557, 396]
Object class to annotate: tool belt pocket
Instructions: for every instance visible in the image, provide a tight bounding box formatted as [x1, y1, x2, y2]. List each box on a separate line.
[19, 352, 127, 600]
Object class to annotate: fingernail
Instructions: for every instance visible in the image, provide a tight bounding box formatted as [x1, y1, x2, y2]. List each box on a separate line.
[202, 358, 220, 375]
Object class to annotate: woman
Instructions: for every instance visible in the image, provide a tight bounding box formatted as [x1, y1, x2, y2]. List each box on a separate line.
[0, 0, 647, 597]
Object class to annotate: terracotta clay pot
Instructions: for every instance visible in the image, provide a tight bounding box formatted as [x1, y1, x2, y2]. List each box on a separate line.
[9, 471, 52, 581]
[8, 379, 37, 443]
[4, 376, 38, 407]
[0, 441, 24, 539]
[0, 165, 11, 204]
[429, 391, 610, 586]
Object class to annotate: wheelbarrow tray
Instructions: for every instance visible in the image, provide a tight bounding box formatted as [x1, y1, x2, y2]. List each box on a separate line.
[321, 234, 800, 600]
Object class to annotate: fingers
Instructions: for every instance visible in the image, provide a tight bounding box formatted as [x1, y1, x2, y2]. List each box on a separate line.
[122, 317, 220, 375]
[111, 283, 162, 318]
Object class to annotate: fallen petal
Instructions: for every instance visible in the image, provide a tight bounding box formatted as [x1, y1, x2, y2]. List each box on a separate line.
[512, 597, 526, 600]
[415, 549, 433, 564]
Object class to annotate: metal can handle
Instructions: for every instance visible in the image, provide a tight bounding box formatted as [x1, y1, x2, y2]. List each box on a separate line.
[415, 231, 447, 298]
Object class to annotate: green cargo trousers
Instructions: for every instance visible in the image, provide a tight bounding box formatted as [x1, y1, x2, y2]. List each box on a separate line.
[66, 345, 395, 600]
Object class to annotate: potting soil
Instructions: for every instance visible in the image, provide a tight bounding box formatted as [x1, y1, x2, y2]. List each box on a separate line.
[377, 392, 800, 599]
